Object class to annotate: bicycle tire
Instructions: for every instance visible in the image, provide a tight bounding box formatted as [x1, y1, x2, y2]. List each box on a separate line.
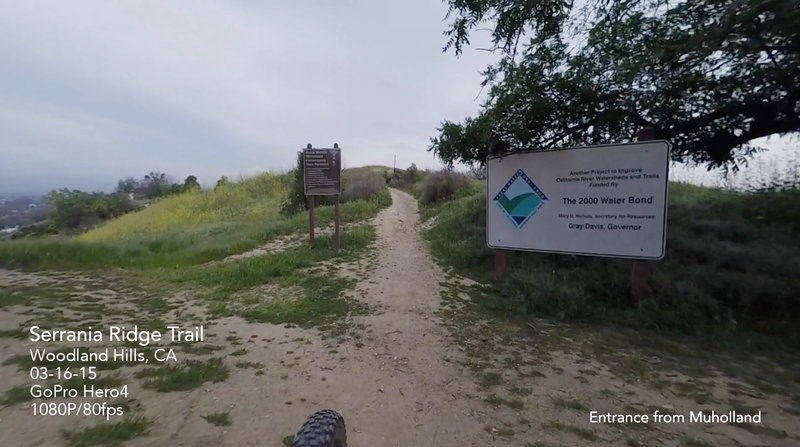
[291, 409, 347, 447]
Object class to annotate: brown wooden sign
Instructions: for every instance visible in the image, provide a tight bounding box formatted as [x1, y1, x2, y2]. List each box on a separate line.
[304, 146, 341, 195]
[303, 143, 342, 251]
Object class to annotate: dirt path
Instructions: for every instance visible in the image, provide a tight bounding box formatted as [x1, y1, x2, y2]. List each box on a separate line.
[179, 187, 496, 446]
[2, 188, 799, 446]
[197, 187, 495, 446]
[0, 189, 494, 447]
[321, 188, 493, 445]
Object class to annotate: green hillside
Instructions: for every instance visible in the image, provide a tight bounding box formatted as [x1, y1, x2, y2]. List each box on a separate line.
[420, 178, 800, 338]
[0, 169, 392, 326]
[0, 171, 390, 271]
[80, 173, 288, 242]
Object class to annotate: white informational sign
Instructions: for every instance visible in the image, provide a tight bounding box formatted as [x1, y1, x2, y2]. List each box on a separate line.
[486, 141, 670, 259]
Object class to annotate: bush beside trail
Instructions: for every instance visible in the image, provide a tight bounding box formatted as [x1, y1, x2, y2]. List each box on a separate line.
[418, 173, 800, 336]
[282, 151, 393, 215]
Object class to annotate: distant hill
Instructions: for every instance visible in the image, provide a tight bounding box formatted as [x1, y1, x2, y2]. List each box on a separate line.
[0, 167, 392, 270]
[80, 172, 288, 242]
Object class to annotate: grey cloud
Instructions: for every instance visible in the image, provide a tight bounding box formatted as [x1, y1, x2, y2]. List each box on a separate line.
[0, 0, 496, 195]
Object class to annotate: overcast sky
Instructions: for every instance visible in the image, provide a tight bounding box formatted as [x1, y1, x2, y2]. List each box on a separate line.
[0, 0, 501, 195]
[1, 1, 795, 197]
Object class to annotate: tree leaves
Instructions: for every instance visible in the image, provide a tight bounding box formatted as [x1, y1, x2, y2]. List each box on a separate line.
[434, 0, 800, 168]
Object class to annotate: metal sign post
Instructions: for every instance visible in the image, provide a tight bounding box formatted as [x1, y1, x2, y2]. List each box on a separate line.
[303, 143, 342, 249]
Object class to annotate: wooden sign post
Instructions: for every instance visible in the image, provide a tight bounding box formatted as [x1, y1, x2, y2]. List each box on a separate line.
[494, 249, 506, 285]
[334, 193, 340, 250]
[630, 127, 658, 305]
[303, 143, 342, 249]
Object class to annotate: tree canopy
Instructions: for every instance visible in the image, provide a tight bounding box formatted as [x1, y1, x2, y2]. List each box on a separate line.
[115, 172, 189, 198]
[431, 0, 800, 169]
[183, 175, 200, 191]
[116, 176, 139, 194]
[45, 189, 137, 230]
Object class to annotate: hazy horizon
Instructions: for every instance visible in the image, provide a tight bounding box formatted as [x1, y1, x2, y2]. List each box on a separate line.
[1, 1, 796, 197]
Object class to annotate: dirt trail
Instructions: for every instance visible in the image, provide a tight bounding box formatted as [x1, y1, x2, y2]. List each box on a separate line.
[197, 188, 495, 446]
[0, 189, 494, 447]
[321, 188, 494, 445]
[175, 187, 496, 446]
[2, 188, 799, 447]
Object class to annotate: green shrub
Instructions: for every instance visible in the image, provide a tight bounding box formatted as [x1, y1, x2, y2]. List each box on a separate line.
[420, 171, 470, 205]
[45, 189, 139, 231]
[423, 182, 800, 332]
[0, 171, 390, 271]
[281, 158, 389, 213]
[390, 164, 425, 189]
[79, 173, 286, 242]
[281, 151, 307, 216]
[342, 171, 385, 203]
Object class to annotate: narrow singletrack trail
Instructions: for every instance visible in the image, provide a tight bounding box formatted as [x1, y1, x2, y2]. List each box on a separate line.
[131, 188, 496, 446]
[327, 188, 493, 445]
[3, 189, 799, 446]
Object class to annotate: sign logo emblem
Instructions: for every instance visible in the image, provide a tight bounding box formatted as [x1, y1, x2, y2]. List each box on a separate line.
[494, 169, 548, 229]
